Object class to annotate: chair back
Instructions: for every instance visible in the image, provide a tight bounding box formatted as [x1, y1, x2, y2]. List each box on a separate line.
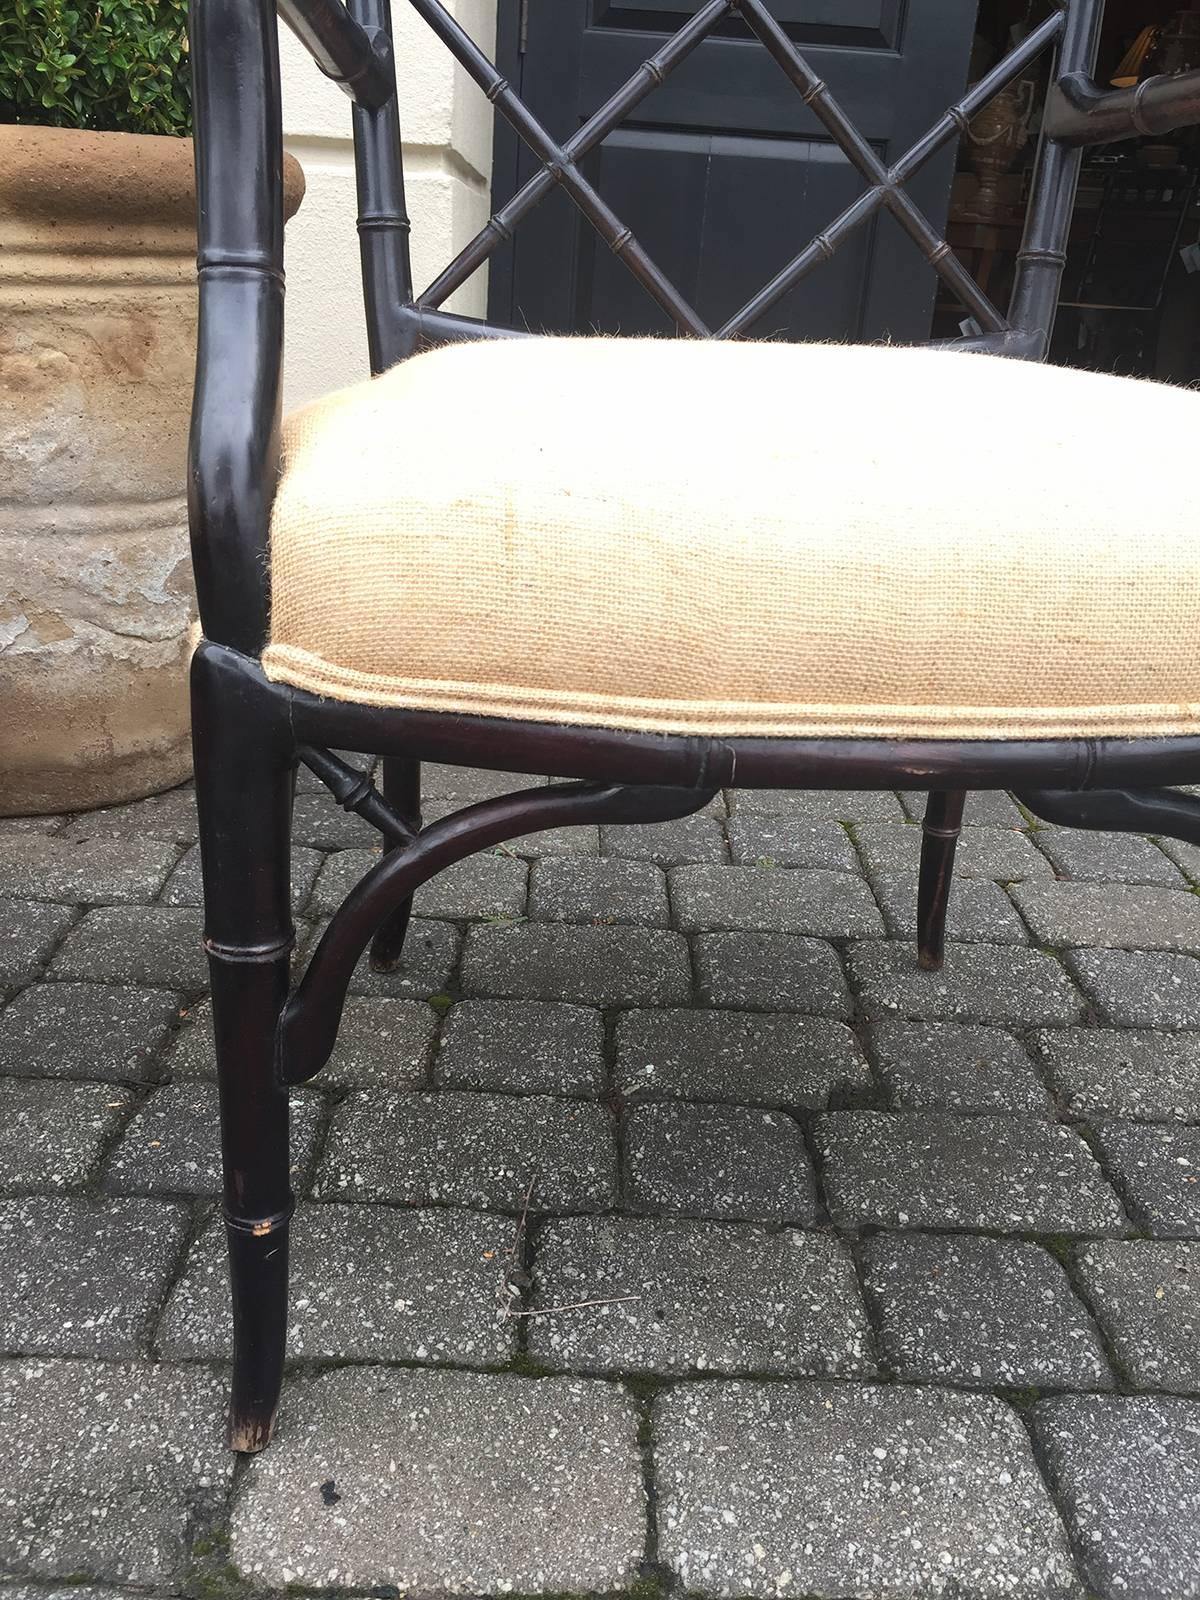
[185, 0, 1200, 649]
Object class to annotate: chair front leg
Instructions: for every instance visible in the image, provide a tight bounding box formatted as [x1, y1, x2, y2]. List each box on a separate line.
[917, 789, 966, 971]
[370, 754, 422, 970]
[193, 649, 295, 1453]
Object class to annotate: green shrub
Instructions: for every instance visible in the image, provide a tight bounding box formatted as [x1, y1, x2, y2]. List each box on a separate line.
[0, 0, 191, 135]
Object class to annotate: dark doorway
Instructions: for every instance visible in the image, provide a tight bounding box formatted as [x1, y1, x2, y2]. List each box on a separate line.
[488, 1, 979, 343]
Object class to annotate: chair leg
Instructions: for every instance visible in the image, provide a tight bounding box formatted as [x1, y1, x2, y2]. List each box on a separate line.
[193, 657, 295, 1454]
[370, 755, 421, 971]
[917, 789, 966, 972]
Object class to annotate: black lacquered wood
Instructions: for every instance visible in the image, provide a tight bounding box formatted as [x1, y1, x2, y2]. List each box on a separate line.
[1018, 788, 1200, 844]
[184, 0, 1200, 1457]
[347, 0, 414, 369]
[1008, 0, 1104, 358]
[718, 13, 1063, 338]
[278, 0, 393, 107]
[406, 0, 713, 335]
[917, 789, 966, 972]
[191, 641, 295, 1453]
[278, 779, 720, 1085]
[419, 0, 731, 312]
[188, 0, 286, 654]
[298, 745, 415, 843]
[369, 755, 422, 970]
[1047, 67, 1200, 147]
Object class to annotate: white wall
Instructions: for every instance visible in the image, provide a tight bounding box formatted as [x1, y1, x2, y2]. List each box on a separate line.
[278, 0, 496, 411]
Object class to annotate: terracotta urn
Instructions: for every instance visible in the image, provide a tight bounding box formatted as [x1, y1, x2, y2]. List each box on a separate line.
[0, 125, 304, 815]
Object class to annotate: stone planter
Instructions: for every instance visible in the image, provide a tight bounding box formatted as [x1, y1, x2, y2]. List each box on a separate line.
[0, 125, 304, 816]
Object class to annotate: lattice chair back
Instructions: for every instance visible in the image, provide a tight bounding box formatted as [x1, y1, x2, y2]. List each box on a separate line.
[267, 0, 1104, 371]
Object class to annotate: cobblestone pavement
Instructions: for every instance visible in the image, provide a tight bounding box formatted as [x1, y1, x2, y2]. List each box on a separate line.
[1, 770, 1199, 1600]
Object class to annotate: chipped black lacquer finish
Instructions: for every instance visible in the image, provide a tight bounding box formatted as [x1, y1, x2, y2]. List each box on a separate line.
[186, 0, 1200, 1450]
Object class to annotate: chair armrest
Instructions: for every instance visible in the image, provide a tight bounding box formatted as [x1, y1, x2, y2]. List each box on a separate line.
[277, 0, 394, 109]
[1046, 68, 1200, 147]
[188, 0, 286, 655]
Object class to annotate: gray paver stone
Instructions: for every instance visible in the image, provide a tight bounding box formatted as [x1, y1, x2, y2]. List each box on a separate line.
[656, 1380, 1080, 1598]
[863, 1232, 1112, 1389]
[508, 822, 601, 858]
[1075, 1240, 1200, 1393]
[693, 932, 851, 1016]
[161, 840, 322, 911]
[58, 783, 198, 844]
[625, 1101, 816, 1223]
[1013, 881, 1200, 954]
[816, 1112, 1129, 1234]
[102, 1081, 323, 1196]
[529, 1215, 874, 1376]
[0, 1588, 154, 1600]
[849, 940, 1085, 1026]
[413, 851, 529, 921]
[1035, 829, 1183, 886]
[1089, 1120, 1200, 1237]
[0, 898, 75, 987]
[725, 814, 857, 872]
[315, 1089, 617, 1210]
[1035, 1028, 1200, 1122]
[0, 1357, 232, 1585]
[870, 870, 1031, 946]
[602, 814, 728, 867]
[290, 790, 378, 849]
[48, 906, 207, 991]
[166, 992, 436, 1088]
[729, 788, 903, 821]
[422, 763, 544, 800]
[0, 835, 179, 904]
[529, 855, 669, 926]
[309, 846, 377, 916]
[0, 1195, 188, 1355]
[437, 997, 605, 1095]
[899, 789, 1029, 827]
[0, 1078, 132, 1192]
[0, 813, 63, 835]
[865, 1019, 1052, 1114]
[1034, 1394, 1200, 1600]
[855, 821, 1052, 881]
[323, 994, 436, 1088]
[616, 1007, 872, 1108]
[1066, 948, 1200, 1029]
[670, 863, 883, 938]
[0, 981, 181, 1081]
[343, 916, 460, 998]
[159, 1202, 517, 1363]
[462, 921, 690, 1006]
[162, 996, 216, 1078]
[1158, 834, 1200, 883]
[230, 1368, 646, 1592]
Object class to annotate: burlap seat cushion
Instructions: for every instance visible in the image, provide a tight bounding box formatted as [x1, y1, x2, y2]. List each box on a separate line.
[263, 337, 1200, 740]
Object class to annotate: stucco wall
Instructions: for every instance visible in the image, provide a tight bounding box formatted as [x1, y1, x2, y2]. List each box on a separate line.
[278, 0, 496, 411]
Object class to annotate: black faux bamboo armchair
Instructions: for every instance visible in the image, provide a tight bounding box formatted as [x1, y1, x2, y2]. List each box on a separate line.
[188, 0, 1200, 1451]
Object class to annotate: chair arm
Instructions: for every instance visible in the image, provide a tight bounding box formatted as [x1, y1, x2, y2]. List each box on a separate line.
[277, 0, 394, 109]
[1046, 68, 1200, 147]
[188, 0, 286, 655]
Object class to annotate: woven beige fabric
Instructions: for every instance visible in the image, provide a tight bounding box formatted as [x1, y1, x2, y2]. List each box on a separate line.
[263, 337, 1200, 740]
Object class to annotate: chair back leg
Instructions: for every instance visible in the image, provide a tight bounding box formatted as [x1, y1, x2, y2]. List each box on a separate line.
[917, 788, 967, 970]
[370, 754, 422, 970]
